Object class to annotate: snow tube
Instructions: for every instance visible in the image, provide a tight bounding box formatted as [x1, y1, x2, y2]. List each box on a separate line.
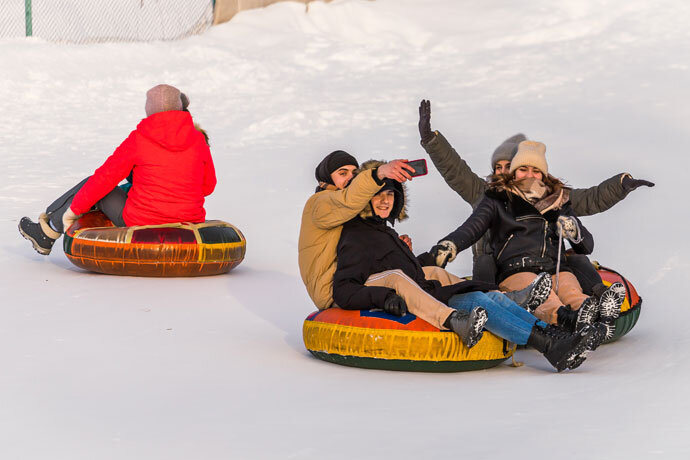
[63, 211, 246, 276]
[595, 264, 642, 343]
[303, 308, 514, 372]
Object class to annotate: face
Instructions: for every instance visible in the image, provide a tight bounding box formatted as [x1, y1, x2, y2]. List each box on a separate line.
[330, 165, 357, 190]
[514, 165, 544, 181]
[370, 190, 395, 219]
[494, 160, 511, 175]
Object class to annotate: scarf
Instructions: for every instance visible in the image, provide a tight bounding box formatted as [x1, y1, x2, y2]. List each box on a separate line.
[510, 178, 570, 214]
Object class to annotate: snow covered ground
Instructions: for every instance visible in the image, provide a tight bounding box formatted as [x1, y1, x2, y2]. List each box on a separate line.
[1, 0, 689, 458]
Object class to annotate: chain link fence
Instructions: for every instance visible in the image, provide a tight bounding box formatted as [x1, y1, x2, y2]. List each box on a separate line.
[0, 0, 214, 43]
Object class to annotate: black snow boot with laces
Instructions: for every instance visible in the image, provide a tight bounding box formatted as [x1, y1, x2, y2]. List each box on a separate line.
[502, 272, 552, 312]
[528, 323, 606, 372]
[556, 296, 599, 333]
[444, 307, 488, 349]
[18, 213, 60, 255]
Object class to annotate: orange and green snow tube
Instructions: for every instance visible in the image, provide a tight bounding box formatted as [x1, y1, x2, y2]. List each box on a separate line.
[303, 308, 514, 372]
[594, 264, 642, 343]
[63, 211, 246, 277]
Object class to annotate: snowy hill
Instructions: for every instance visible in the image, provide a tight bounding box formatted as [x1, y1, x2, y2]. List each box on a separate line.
[1, 0, 688, 458]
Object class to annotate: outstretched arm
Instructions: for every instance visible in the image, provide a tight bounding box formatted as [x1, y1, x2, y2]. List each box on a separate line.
[418, 100, 487, 205]
[570, 173, 654, 216]
[429, 196, 496, 267]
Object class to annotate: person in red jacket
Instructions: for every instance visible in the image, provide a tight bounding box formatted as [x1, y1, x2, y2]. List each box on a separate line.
[18, 84, 216, 255]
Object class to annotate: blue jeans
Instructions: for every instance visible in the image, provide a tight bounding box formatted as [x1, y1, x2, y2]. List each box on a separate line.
[448, 291, 548, 345]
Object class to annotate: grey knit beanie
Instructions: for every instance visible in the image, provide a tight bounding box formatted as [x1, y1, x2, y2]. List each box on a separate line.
[145, 84, 183, 117]
[490, 133, 527, 169]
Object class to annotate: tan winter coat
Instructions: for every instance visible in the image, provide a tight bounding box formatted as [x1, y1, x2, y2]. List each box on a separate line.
[298, 168, 383, 309]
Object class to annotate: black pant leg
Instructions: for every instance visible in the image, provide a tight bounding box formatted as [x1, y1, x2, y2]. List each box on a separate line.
[46, 177, 90, 233]
[95, 187, 128, 227]
[566, 254, 602, 295]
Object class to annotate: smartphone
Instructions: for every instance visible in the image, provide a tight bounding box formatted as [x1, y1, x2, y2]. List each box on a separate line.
[405, 159, 428, 177]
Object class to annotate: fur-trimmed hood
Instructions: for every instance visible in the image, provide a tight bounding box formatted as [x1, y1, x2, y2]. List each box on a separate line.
[357, 160, 409, 224]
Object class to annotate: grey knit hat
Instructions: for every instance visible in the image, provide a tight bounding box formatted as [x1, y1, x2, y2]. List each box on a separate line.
[145, 84, 183, 117]
[490, 133, 527, 169]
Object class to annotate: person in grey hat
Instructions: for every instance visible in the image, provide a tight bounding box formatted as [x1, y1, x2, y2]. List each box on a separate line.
[417, 99, 654, 294]
[18, 84, 215, 257]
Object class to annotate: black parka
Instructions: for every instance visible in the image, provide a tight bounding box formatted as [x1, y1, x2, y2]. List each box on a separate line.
[333, 216, 496, 310]
[440, 188, 594, 283]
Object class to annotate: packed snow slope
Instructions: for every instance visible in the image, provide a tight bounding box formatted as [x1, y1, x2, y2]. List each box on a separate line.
[1, 1, 688, 458]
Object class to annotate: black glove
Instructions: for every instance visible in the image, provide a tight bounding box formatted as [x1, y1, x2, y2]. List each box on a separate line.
[622, 175, 655, 192]
[428, 240, 457, 268]
[418, 99, 434, 144]
[383, 293, 408, 316]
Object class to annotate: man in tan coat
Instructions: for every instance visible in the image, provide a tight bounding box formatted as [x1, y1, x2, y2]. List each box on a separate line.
[298, 150, 416, 310]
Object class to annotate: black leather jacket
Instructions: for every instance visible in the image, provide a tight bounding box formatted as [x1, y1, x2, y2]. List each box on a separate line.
[440, 189, 594, 282]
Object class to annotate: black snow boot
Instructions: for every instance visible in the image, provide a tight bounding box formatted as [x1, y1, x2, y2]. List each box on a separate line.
[527, 323, 606, 372]
[597, 282, 625, 340]
[556, 298, 598, 333]
[502, 272, 552, 313]
[18, 213, 60, 255]
[444, 307, 488, 349]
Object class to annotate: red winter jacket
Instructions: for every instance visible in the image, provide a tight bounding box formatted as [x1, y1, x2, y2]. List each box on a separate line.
[70, 111, 216, 226]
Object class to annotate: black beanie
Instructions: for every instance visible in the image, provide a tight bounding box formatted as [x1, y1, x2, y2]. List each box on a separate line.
[315, 150, 359, 185]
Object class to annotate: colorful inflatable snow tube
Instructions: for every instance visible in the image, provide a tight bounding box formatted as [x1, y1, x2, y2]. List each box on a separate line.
[63, 211, 246, 277]
[595, 264, 642, 343]
[303, 308, 514, 372]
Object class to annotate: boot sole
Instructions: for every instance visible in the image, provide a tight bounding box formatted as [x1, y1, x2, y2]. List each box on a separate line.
[598, 284, 624, 340]
[524, 273, 552, 312]
[564, 326, 606, 371]
[18, 220, 52, 255]
[465, 308, 488, 349]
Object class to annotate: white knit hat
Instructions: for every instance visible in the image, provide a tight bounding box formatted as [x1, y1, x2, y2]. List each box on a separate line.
[509, 140, 548, 176]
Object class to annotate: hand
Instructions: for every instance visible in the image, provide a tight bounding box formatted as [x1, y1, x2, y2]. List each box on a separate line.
[557, 216, 581, 242]
[383, 293, 408, 316]
[429, 240, 458, 268]
[418, 99, 434, 144]
[622, 175, 655, 192]
[62, 207, 81, 232]
[377, 159, 415, 182]
[399, 234, 413, 251]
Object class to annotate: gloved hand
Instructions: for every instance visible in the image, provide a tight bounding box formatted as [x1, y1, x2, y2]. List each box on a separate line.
[418, 99, 434, 144]
[622, 175, 655, 192]
[383, 293, 408, 316]
[557, 216, 582, 243]
[62, 207, 81, 232]
[429, 240, 458, 268]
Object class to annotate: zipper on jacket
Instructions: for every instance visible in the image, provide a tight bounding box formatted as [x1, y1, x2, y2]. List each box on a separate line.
[497, 234, 514, 259]
[541, 220, 548, 257]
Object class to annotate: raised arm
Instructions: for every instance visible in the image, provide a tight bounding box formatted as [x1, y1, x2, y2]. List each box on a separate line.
[311, 168, 383, 229]
[418, 100, 487, 206]
[570, 173, 654, 216]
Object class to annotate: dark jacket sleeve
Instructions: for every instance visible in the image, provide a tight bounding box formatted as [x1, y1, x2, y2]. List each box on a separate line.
[440, 196, 496, 253]
[570, 173, 630, 216]
[333, 234, 394, 310]
[421, 131, 488, 206]
[562, 206, 594, 255]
